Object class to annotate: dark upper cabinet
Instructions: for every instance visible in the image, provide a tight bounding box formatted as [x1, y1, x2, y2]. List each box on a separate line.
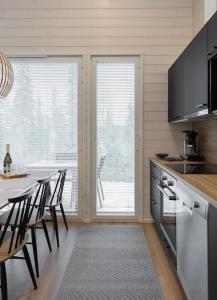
[184, 25, 208, 116]
[168, 51, 185, 122]
[208, 11, 217, 54]
[168, 25, 208, 122]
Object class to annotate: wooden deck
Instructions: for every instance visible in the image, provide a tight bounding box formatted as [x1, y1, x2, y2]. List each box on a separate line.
[62, 180, 135, 215]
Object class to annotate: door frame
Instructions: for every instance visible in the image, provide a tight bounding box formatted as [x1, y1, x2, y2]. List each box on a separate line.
[89, 54, 144, 221]
[7, 55, 84, 219]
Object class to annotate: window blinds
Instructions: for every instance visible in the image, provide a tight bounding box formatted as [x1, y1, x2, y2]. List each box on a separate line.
[95, 60, 136, 215]
[0, 58, 79, 213]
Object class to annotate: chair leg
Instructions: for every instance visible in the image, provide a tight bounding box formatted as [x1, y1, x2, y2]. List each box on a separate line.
[42, 219, 52, 252]
[1, 262, 8, 300]
[52, 208, 60, 247]
[99, 178, 105, 201]
[49, 208, 55, 230]
[59, 203, 68, 231]
[31, 227, 39, 278]
[97, 182, 103, 208]
[23, 245, 37, 290]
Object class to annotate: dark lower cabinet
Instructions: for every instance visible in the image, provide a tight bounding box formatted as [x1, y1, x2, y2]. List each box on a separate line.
[150, 177, 160, 224]
[150, 162, 176, 268]
[150, 162, 161, 229]
[150, 161, 161, 179]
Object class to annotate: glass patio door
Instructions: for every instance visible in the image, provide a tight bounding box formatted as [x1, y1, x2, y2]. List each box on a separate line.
[0, 57, 81, 215]
[92, 56, 140, 217]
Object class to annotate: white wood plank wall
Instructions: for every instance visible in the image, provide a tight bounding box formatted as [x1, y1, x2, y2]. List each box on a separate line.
[0, 0, 193, 220]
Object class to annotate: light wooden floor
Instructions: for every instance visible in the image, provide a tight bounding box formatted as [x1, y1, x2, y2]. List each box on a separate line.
[3, 222, 184, 300]
[144, 224, 185, 300]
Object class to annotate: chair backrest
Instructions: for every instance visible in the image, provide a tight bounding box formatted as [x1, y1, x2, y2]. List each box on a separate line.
[50, 169, 67, 206]
[97, 155, 106, 177]
[29, 175, 51, 223]
[0, 186, 35, 253]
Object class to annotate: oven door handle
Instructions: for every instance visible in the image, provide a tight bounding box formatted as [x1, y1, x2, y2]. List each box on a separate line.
[157, 184, 176, 200]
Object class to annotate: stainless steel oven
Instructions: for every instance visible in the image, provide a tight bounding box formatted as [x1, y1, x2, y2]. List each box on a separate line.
[157, 170, 177, 266]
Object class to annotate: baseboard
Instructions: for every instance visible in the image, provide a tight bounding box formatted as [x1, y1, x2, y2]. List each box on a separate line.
[143, 218, 154, 223]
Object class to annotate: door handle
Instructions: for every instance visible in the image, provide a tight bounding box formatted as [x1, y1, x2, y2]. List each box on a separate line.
[157, 184, 176, 200]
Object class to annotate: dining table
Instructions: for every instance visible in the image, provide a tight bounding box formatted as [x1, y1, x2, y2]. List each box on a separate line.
[0, 169, 57, 210]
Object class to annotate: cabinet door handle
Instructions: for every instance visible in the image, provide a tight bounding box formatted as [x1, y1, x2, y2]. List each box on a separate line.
[208, 46, 217, 56]
[151, 200, 156, 205]
[196, 103, 207, 109]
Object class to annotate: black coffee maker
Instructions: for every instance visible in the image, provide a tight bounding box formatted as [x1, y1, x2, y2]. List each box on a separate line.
[182, 130, 200, 161]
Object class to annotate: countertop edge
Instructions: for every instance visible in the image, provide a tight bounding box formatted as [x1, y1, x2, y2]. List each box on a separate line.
[150, 158, 217, 209]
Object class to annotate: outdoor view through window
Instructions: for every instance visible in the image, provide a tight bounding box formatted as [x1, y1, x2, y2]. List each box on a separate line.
[96, 60, 136, 215]
[0, 58, 79, 213]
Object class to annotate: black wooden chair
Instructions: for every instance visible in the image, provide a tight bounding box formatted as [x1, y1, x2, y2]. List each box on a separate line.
[0, 187, 37, 300]
[27, 175, 52, 277]
[0, 175, 52, 278]
[97, 155, 106, 207]
[45, 169, 68, 247]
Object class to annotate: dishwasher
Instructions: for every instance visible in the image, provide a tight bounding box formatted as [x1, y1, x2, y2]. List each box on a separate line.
[176, 181, 208, 300]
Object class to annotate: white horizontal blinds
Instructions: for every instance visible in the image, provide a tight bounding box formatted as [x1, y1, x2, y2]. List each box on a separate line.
[96, 59, 136, 215]
[0, 58, 79, 213]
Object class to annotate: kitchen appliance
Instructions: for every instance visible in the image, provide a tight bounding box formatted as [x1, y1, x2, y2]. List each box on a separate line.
[182, 130, 200, 161]
[166, 163, 217, 174]
[157, 170, 177, 267]
[176, 181, 208, 300]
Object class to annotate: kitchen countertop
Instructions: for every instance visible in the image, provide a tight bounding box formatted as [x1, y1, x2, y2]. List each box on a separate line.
[150, 157, 217, 208]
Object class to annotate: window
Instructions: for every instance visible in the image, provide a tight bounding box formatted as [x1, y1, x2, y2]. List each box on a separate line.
[92, 57, 140, 217]
[0, 57, 80, 214]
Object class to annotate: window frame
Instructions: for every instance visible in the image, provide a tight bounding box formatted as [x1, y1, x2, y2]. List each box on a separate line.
[5, 55, 84, 218]
[90, 55, 144, 221]
[5, 53, 144, 222]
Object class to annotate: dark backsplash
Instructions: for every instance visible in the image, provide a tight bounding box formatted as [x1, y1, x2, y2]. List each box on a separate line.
[193, 119, 217, 163]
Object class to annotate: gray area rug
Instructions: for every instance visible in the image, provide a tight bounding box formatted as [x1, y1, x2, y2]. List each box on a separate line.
[57, 225, 163, 300]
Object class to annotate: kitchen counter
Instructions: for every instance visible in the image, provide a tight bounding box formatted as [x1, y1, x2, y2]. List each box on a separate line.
[150, 157, 217, 208]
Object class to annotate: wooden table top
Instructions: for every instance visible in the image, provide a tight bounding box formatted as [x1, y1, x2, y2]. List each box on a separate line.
[150, 157, 217, 208]
[0, 169, 56, 210]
